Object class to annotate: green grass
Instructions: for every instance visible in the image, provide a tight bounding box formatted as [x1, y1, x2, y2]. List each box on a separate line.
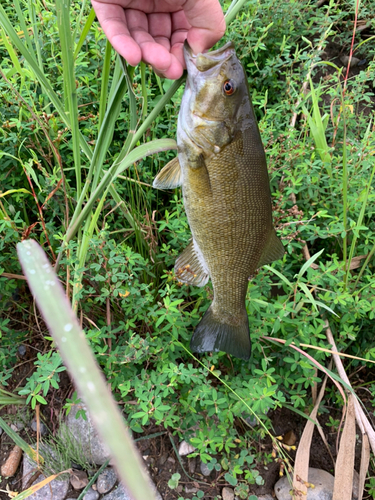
[1, 0, 375, 497]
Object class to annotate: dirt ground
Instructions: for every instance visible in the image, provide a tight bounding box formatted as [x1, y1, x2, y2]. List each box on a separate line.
[1, 360, 374, 500]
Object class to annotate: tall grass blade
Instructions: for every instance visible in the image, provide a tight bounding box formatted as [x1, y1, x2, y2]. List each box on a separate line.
[62, 139, 177, 256]
[17, 240, 156, 500]
[74, 7, 96, 59]
[225, 0, 248, 25]
[346, 119, 375, 286]
[98, 39, 113, 129]
[0, 4, 92, 161]
[297, 248, 324, 278]
[56, 0, 81, 199]
[13, 0, 35, 61]
[0, 416, 42, 463]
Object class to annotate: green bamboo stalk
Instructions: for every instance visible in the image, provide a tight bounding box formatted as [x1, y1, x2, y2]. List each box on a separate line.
[17, 240, 156, 500]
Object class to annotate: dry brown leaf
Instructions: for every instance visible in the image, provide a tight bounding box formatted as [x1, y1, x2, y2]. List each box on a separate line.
[333, 394, 356, 500]
[293, 374, 329, 497]
[0, 446, 22, 478]
[325, 321, 375, 454]
[358, 433, 370, 500]
[310, 254, 367, 270]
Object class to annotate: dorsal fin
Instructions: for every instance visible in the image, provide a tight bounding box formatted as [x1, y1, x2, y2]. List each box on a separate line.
[153, 157, 182, 190]
[175, 239, 209, 287]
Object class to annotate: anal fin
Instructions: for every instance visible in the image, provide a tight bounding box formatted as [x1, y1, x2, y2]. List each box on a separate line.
[257, 230, 285, 268]
[175, 239, 209, 287]
[153, 157, 182, 190]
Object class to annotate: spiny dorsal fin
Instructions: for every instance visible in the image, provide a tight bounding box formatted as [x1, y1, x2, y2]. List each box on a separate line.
[257, 231, 285, 268]
[175, 239, 209, 287]
[153, 157, 182, 190]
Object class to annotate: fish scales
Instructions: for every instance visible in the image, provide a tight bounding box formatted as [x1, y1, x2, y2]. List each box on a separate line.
[153, 41, 284, 360]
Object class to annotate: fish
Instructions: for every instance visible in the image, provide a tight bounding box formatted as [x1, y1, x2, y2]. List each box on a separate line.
[153, 41, 284, 360]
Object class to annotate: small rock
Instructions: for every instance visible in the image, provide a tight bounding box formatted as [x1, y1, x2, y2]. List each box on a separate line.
[244, 415, 257, 426]
[257, 495, 274, 500]
[185, 485, 198, 494]
[283, 430, 297, 446]
[157, 453, 168, 466]
[222, 486, 235, 500]
[178, 440, 196, 457]
[340, 55, 360, 68]
[18, 345, 27, 357]
[83, 487, 100, 500]
[10, 420, 25, 432]
[22, 450, 69, 500]
[97, 467, 117, 494]
[30, 419, 47, 436]
[176, 485, 183, 493]
[101, 480, 163, 500]
[70, 469, 89, 490]
[167, 457, 175, 464]
[200, 461, 211, 476]
[1, 445, 22, 477]
[66, 404, 110, 465]
[274, 467, 334, 499]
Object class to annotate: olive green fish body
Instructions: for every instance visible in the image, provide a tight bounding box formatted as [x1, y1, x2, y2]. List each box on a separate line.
[154, 42, 284, 360]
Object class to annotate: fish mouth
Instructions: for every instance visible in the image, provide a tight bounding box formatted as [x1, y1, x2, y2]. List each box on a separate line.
[184, 40, 235, 72]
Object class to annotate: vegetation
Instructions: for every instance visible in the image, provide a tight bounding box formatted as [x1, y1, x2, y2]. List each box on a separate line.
[0, 0, 375, 498]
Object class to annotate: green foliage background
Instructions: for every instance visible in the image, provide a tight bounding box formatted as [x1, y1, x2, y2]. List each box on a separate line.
[1, 0, 375, 493]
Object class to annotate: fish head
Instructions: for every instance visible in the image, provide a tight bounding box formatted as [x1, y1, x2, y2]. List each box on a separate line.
[179, 41, 252, 154]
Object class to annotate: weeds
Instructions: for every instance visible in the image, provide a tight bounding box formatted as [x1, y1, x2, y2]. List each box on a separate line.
[1, 0, 375, 498]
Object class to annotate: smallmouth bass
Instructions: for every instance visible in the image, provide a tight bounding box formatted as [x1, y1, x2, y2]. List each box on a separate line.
[154, 41, 284, 360]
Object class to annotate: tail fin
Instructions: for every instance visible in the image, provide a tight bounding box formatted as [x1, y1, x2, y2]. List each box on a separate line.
[190, 307, 251, 360]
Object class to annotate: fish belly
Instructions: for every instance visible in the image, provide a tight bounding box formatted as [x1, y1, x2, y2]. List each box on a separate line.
[183, 132, 273, 322]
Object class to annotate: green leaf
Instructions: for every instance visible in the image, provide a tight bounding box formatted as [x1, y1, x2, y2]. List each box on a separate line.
[297, 248, 324, 278]
[17, 240, 157, 500]
[224, 473, 237, 486]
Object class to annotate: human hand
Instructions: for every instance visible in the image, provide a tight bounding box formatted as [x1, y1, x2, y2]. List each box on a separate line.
[91, 0, 226, 79]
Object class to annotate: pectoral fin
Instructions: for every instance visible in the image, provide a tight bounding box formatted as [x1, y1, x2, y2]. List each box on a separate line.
[175, 239, 209, 287]
[257, 231, 285, 268]
[153, 157, 182, 190]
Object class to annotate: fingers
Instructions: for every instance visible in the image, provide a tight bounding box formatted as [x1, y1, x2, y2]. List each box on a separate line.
[126, 10, 184, 79]
[91, 0, 141, 65]
[183, 0, 226, 54]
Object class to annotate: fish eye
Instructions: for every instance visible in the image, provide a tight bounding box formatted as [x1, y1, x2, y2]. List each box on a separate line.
[223, 79, 235, 96]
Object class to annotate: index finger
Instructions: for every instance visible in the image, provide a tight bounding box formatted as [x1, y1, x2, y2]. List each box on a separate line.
[91, 0, 142, 66]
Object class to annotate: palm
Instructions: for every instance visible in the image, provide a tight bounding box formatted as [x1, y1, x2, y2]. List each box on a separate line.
[91, 0, 225, 79]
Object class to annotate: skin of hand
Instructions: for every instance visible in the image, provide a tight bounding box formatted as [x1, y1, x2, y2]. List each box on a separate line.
[91, 0, 226, 79]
